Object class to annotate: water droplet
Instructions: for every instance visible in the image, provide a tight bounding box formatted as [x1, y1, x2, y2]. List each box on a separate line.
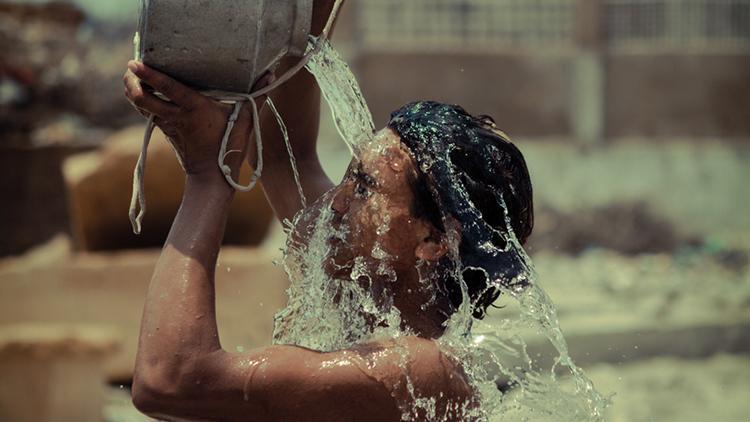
[306, 40, 374, 154]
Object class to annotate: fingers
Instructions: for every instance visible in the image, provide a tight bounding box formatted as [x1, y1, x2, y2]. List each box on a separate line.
[128, 60, 201, 110]
[124, 69, 179, 118]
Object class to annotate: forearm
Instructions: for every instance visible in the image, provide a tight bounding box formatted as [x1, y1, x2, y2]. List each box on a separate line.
[259, 69, 333, 222]
[255, 0, 340, 222]
[134, 174, 233, 392]
[263, 0, 339, 163]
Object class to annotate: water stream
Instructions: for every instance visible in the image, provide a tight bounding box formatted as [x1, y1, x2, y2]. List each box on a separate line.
[304, 40, 376, 156]
[266, 97, 307, 208]
[271, 39, 609, 421]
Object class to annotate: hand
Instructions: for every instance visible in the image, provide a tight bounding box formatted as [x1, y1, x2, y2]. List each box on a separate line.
[123, 60, 271, 181]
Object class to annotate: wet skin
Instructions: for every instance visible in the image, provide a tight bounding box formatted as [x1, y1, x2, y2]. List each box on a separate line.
[298, 129, 453, 338]
[123, 1, 477, 420]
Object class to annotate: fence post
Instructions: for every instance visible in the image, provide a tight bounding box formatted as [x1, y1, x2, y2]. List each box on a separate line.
[572, 0, 606, 145]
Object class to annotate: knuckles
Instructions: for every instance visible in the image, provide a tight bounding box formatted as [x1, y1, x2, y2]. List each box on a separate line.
[131, 93, 146, 107]
[159, 78, 175, 95]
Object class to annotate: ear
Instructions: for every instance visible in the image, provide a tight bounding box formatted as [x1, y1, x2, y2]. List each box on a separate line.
[415, 235, 448, 261]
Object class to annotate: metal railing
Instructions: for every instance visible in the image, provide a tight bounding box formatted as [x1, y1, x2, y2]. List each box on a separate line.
[605, 0, 750, 50]
[357, 0, 575, 52]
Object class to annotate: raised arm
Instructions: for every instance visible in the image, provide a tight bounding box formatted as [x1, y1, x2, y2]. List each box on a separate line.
[255, 0, 341, 222]
[123, 59, 263, 412]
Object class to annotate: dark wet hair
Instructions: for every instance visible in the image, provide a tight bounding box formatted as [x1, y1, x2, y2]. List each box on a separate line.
[388, 101, 534, 319]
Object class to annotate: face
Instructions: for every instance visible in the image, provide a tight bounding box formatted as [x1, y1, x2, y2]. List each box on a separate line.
[330, 128, 427, 273]
[290, 128, 449, 335]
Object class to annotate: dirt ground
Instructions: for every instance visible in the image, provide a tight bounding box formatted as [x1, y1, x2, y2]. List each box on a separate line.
[584, 355, 750, 422]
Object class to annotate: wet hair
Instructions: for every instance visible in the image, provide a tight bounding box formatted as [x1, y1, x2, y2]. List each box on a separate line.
[388, 101, 534, 319]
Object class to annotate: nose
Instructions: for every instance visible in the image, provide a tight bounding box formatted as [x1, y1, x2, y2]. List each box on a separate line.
[331, 185, 351, 214]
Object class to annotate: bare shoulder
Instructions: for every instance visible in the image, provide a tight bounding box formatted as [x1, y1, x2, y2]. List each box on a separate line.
[351, 336, 473, 395]
[250, 337, 476, 421]
[352, 337, 477, 416]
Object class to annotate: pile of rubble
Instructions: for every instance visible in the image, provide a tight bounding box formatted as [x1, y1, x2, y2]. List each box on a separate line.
[0, 2, 138, 140]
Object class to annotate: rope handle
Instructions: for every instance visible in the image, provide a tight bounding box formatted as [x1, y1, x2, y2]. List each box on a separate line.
[129, 115, 156, 234]
[217, 99, 263, 192]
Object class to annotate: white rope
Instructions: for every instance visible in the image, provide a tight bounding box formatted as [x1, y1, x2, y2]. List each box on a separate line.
[129, 0, 345, 234]
[129, 114, 155, 234]
[217, 99, 264, 192]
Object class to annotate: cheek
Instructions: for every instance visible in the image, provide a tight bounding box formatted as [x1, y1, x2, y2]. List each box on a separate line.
[385, 215, 421, 252]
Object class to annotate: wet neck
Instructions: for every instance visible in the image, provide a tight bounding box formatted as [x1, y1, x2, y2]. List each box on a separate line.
[392, 271, 449, 339]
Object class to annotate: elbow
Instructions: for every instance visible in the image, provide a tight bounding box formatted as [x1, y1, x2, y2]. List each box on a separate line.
[131, 349, 224, 418]
[131, 364, 194, 418]
[131, 372, 178, 417]
[131, 379, 161, 417]
[131, 350, 224, 418]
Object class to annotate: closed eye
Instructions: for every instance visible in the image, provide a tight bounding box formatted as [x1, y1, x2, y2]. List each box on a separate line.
[353, 164, 377, 198]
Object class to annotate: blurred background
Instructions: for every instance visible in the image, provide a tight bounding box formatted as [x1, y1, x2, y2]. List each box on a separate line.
[1, 0, 748, 421]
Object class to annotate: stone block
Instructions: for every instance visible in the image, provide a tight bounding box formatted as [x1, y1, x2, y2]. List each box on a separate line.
[63, 125, 274, 251]
[0, 324, 118, 422]
[0, 247, 289, 380]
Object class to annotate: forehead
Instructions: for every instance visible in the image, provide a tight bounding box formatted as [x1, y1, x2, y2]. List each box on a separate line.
[356, 128, 409, 169]
[361, 128, 400, 156]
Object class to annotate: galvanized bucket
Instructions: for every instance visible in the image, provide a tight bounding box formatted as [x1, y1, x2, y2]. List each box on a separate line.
[136, 0, 313, 93]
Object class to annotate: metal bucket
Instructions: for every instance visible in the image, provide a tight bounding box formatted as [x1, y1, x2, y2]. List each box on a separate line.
[136, 0, 313, 94]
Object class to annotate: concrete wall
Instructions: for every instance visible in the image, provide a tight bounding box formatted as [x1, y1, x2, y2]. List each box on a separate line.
[355, 53, 572, 137]
[354, 52, 750, 140]
[605, 54, 750, 139]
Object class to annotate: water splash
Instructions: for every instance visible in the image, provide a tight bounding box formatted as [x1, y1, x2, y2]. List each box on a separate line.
[271, 40, 609, 421]
[305, 40, 375, 157]
[266, 97, 307, 208]
[273, 204, 403, 351]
